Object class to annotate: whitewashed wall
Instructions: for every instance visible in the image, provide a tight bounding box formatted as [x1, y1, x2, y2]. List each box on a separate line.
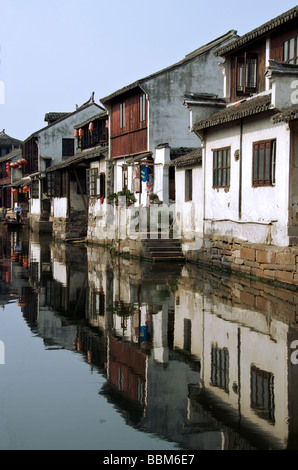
[204, 114, 290, 246]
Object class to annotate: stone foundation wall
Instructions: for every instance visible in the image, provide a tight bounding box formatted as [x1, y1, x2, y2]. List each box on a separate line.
[52, 212, 87, 240]
[184, 235, 298, 288]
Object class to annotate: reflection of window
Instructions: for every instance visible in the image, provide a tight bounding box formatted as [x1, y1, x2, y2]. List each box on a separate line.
[251, 366, 275, 423]
[184, 319, 192, 352]
[118, 368, 123, 391]
[253, 139, 276, 187]
[211, 346, 229, 392]
[283, 37, 298, 64]
[137, 381, 144, 405]
[213, 147, 231, 188]
[236, 53, 257, 95]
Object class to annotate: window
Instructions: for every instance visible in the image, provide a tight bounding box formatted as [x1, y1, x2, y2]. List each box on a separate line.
[283, 36, 298, 64]
[236, 53, 257, 95]
[213, 147, 231, 188]
[211, 346, 229, 392]
[251, 366, 275, 423]
[31, 180, 39, 199]
[46, 171, 66, 197]
[120, 102, 125, 128]
[87, 168, 98, 196]
[87, 168, 105, 198]
[185, 169, 192, 202]
[62, 138, 74, 157]
[139, 93, 146, 122]
[253, 139, 276, 187]
[122, 165, 128, 191]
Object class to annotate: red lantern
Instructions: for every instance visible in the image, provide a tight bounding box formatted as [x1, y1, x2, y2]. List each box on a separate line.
[6, 162, 10, 173]
[11, 188, 18, 194]
[17, 158, 27, 166]
[74, 129, 78, 138]
[23, 186, 29, 192]
[79, 128, 84, 139]
[10, 162, 19, 169]
[89, 122, 94, 133]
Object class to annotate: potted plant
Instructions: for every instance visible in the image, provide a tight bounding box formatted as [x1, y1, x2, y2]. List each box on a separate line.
[108, 190, 136, 206]
[149, 193, 161, 205]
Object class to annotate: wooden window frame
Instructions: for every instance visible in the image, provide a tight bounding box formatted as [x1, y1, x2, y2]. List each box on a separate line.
[252, 139, 276, 187]
[120, 102, 125, 129]
[31, 180, 39, 199]
[139, 93, 146, 122]
[87, 168, 105, 198]
[236, 52, 258, 96]
[213, 147, 231, 189]
[283, 36, 298, 64]
[62, 138, 74, 158]
[122, 165, 128, 191]
[46, 171, 66, 198]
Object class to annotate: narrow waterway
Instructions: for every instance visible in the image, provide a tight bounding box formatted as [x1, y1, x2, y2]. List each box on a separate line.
[0, 226, 298, 451]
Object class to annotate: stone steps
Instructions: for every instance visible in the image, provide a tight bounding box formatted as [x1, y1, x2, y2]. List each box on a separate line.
[143, 237, 185, 263]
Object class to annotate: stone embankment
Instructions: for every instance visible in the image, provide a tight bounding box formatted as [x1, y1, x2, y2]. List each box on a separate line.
[185, 235, 298, 289]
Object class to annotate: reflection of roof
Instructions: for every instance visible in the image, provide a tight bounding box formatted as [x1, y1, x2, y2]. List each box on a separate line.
[46, 144, 108, 172]
[170, 148, 202, 167]
[0, 130, 22, 146]
[101, 30, 238, 103]
[193, 93, 273, 132]
[215, 5, 298, 56]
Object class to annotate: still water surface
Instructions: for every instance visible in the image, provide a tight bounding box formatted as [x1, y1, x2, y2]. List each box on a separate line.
[0, 227, 298, 450]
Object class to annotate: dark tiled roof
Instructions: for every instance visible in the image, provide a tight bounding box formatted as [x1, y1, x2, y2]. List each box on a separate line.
[74, 110, 108, 129]
[100, 30, 238, 104]
[44, 112, 70, 123]
[215, 5, 298, 56]
[170, 148, 202, 167]
[46, 144, 108, 173]
[0, 148, 22, 163]
[0, 130, 22, 146]
[24, 94, 104, 143]
[272, 105, 298, 123]
[193, 93, 273, 131]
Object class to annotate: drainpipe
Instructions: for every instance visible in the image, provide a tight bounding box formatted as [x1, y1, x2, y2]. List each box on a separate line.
[238, 119, 243, 220]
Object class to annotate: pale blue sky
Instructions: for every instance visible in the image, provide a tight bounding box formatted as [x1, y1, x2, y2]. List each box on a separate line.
[0, 0, 297, 141]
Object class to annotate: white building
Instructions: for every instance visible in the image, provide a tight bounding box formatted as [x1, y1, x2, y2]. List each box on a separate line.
[21, 93, 103, 232]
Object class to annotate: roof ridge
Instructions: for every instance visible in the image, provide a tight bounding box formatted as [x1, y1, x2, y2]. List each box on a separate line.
[101, 30, 238, 103]
[215, 5, 298, 56]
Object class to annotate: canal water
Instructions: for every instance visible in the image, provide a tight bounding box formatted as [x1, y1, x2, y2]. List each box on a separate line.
[0, 226, 298, 451]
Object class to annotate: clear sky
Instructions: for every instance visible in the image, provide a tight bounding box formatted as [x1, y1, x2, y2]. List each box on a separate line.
[0, 0, 297, 141]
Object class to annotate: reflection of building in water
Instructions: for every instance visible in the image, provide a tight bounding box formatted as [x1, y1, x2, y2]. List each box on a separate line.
[7, 228, 298, 450]
[174, 264, 298, 450]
